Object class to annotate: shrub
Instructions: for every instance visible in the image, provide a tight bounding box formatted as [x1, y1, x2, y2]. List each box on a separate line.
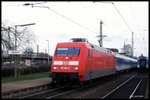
[1, 64, 51, 77]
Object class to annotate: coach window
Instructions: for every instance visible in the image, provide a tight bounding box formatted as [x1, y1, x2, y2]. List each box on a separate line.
[87, 49, 90, 56]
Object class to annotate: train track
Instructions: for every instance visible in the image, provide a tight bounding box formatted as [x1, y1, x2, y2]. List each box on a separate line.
[102, 73, 148, 99]
[19, 85, 84, 99]
[19, 74, 115, 99]
[19, 86, 67, 99]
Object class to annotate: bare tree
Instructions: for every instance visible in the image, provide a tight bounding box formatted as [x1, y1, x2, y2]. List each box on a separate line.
[1, 23, 14, 50]
[1, 22, 37, 52]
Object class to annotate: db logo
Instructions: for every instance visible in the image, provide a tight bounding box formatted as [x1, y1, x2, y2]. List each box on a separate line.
[63, 61, 69, 65]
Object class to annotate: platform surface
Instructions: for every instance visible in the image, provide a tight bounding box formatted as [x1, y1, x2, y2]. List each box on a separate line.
[2, 77, 52, 93]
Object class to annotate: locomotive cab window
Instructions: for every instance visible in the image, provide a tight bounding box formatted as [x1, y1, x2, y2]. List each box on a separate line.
[55, 47, 80, 56]
[56, 48, 68, 56]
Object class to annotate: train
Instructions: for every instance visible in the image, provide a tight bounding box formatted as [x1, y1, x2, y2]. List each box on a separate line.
[138, 55, 149, 72]
[49, 38, 138, 85]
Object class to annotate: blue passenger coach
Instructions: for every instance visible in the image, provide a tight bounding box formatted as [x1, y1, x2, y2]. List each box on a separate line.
[114, 53, 138, 72]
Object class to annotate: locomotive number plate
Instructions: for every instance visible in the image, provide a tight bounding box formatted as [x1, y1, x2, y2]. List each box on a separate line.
[61, 67, 70, 69]
[63, 61, 69, 65]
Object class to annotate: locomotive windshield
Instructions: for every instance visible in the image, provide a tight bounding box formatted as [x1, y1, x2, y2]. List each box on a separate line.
[140, 59, 146, 67]
[55, 47, 80, 56]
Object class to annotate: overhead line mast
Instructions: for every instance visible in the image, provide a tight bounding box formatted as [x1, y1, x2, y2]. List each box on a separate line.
[99, 20, 103, 47]
[131, 32, 134, 57]
[97, 19, 107, 47]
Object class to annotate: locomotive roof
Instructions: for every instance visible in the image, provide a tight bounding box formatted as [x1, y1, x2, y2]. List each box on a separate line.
[138, 55, 147, 59]
[89, 43, 113, 55]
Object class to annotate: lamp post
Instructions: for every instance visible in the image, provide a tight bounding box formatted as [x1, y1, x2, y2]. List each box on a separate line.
[14, 23, 35, 79]
[46, 40, 49, 65]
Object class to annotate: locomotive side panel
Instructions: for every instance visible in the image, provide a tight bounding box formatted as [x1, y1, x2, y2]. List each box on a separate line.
[77, 44, 88, 81]
[85, 48, 116, 81]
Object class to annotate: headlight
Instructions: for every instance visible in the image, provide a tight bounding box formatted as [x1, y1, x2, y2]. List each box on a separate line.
[72, 67, 78, 70]
[53, 67, 58, 69]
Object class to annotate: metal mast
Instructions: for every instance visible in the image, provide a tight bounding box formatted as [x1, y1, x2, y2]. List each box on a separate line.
[131, 32, 134, 57]
[100, 20, 103, 47]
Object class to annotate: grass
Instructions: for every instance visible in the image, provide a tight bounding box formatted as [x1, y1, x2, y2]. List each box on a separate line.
[2, 72, 50, 83]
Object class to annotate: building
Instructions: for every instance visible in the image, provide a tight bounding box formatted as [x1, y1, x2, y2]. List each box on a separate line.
[2, 50, 53, 65]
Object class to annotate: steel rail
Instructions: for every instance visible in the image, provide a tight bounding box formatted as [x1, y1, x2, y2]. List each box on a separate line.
[129, 78, 144, 99]
[19, 86, 64, 99]
[101, 74, 137, 99]
[46, 88, 80, 99]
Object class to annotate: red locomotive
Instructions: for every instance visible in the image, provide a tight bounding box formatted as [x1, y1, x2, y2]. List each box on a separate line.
[49, 38, 117, 84]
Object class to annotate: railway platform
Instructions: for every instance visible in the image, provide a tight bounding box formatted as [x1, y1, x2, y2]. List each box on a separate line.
[2, 77, 52, 93]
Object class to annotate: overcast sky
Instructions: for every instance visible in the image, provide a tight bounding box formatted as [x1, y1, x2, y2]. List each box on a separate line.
[2, 1, 149, 57]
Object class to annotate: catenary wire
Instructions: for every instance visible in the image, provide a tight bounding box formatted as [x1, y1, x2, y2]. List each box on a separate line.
[23, 3, 98, 35]
[112, 2, 133, 33]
